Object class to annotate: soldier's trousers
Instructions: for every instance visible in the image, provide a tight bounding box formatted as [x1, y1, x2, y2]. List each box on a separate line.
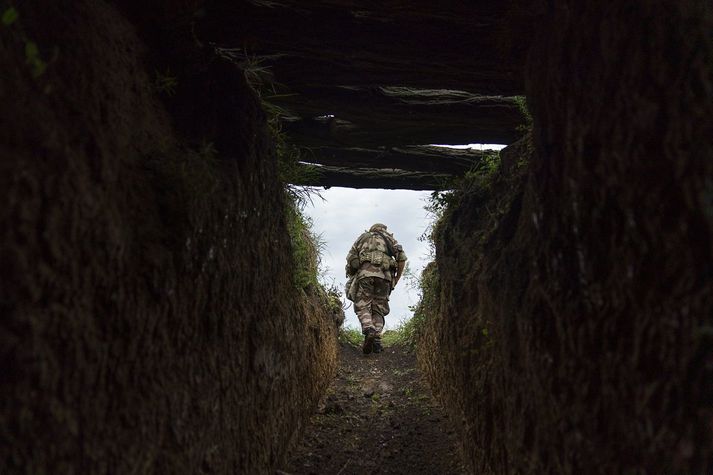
[354, 277, 391, 335]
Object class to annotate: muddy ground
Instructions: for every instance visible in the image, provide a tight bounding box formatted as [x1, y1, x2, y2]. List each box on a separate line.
[281, 342, 467, 475]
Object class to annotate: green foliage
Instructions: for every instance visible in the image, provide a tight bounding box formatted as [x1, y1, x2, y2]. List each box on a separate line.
[380, 317, 420, 348]
[263, 98, 323, 206]
[285, 200, 323, 290]
[276, 136, 323, 208]
[513, 95, 533, 133]
[423, 150, 502, 246]
[24, 40, 47, 78]
[2, 5, 51, 79]
[338, 325, 363, 347]
[2, 6, 18, 26]
[278, 145, 325, 291]
[478, 150, 501, 176]
[409, 262, 439, 342]
[154, 69, 178, 96]
[279, 137, 325, 291]
[215, 48, 276, 93]
[325, 286, 344, 314]
[515, 133, 535, 170]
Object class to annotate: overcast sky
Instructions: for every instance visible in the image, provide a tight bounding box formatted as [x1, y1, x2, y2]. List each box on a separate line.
[303, 188, 434, 330]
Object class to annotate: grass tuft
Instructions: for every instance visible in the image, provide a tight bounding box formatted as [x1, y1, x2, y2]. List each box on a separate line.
[513, 95, 533, 133]
[338, 325, 363, 347]
[285, 201, 325, 290]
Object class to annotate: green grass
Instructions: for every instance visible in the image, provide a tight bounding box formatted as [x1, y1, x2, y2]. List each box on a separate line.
[154, 69, 178, 96]
[2, 6, 51, 79]
[2, 6, 19, 26]
[338, 317, 425, 349]
[381, 321, 414, 348]
[423, 150, 504, 251]
[394, 262, 438, 351]
[325, 287, 343, 314]
[338, 325, 363, 347]
[381, 310, 428, 349]
[285, 201, 323, 290]
[513, 95, 533, 133]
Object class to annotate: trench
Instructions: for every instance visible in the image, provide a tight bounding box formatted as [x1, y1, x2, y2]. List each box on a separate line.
[2, 1, 712, 475]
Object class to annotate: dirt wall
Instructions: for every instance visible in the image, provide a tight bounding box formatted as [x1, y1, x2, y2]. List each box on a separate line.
[0, 1, 336, 473]
[419, 1, 713, 473]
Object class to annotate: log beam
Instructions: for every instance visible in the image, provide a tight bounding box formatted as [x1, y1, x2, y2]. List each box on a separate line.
[269, 86, 525, 147]
[299, 145, 495, 174]
[282, 115, 520, 148]
[292, 165, 452, 190]
[201, 1, 525, 95]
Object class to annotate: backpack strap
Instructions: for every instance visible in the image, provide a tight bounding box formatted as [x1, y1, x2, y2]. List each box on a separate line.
[374, 231, 396, 258]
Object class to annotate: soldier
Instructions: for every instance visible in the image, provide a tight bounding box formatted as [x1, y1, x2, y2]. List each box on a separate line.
[345, 223, 407, 354]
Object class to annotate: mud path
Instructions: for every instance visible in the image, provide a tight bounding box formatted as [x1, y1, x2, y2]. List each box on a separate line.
[280, 343, 467, 475]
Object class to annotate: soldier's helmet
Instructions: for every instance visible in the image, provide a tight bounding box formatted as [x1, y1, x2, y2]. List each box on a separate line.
[369, 223, 387, 232]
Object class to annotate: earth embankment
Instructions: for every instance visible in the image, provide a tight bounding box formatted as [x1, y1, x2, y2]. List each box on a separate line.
[0, 1, 337, 472]
[418, 2, 713, 473]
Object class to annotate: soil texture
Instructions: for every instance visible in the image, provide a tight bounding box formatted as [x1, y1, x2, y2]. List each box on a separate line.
[0, 1, 337, 472]
[281, 343, 467, 475]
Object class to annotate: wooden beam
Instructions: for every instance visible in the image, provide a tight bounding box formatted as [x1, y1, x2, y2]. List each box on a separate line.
[299, 145, 494, 174]
[291, 165, 452, 190]
[201, 1, 525, 95]
[267, 86, 524, 147]
[281, 114, 520, 147]
[270, 86, 523, 119]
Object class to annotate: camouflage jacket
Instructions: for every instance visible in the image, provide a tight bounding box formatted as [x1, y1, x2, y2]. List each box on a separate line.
[345, 230, 407, 282]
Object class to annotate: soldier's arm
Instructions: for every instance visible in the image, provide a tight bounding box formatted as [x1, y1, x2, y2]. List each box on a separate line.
[392, 243, 407, 287]
[345, 246, 358, 276]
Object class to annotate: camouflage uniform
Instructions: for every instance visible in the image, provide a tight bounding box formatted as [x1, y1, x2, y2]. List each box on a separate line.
[345, 224, 407, 341]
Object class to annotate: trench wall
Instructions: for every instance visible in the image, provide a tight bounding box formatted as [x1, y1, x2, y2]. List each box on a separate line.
[419, 1, 713, 473]
[0, 1, 337, 473]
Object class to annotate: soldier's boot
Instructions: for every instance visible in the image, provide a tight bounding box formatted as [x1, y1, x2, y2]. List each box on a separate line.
[373, 337, 383, 353]
[362, 327, 377, 355]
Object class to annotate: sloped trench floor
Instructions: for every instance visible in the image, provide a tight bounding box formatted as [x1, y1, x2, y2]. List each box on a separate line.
[280, 342, 467, 475]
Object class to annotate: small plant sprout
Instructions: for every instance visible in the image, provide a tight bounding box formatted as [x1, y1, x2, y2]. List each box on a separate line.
[25, 41, 46, 78]
[2, 6, 18, 26]
[154, 70, 178, 96]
